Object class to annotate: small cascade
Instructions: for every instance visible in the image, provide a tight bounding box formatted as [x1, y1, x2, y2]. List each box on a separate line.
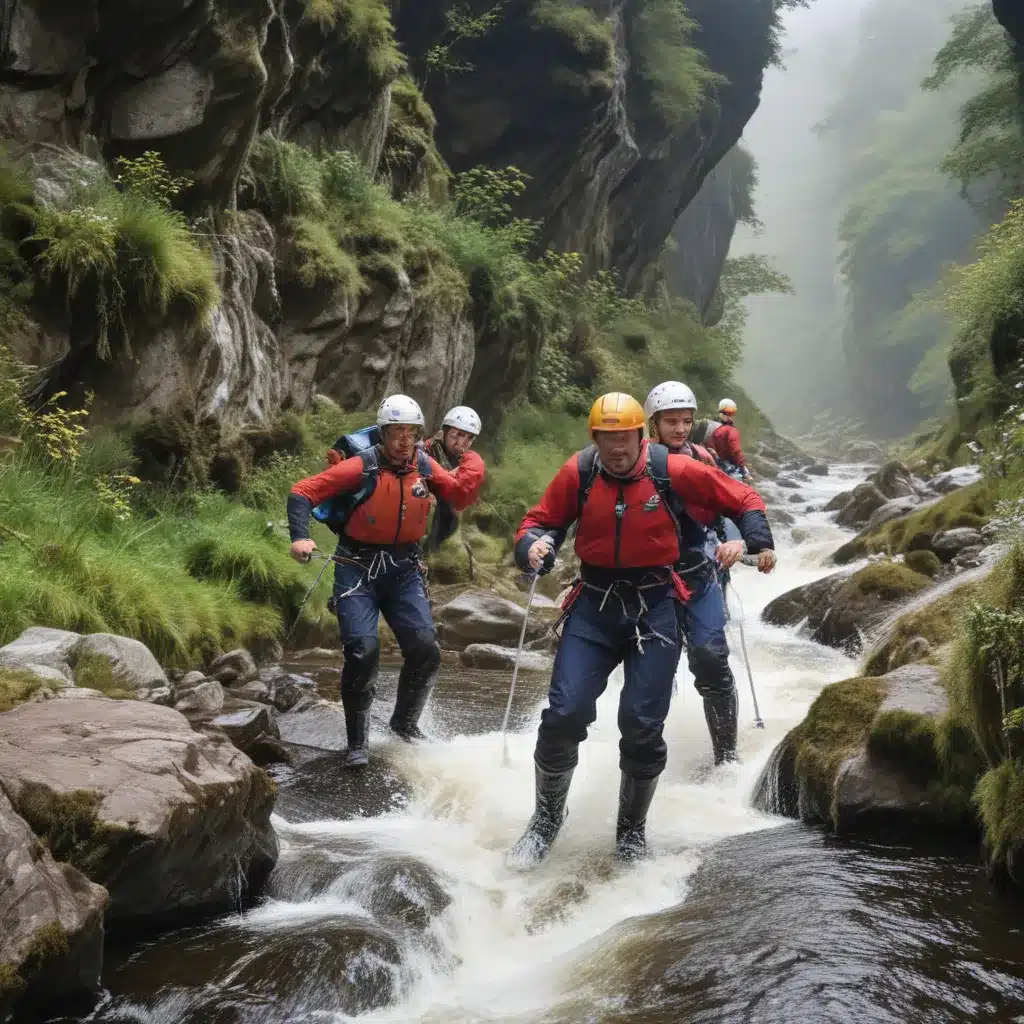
[750, 735, 799, 817]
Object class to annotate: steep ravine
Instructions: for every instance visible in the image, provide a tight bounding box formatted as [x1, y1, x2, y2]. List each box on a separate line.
[2, 0, 783, 460]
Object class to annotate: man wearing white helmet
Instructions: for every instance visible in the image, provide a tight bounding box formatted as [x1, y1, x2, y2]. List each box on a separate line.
[699, 398, 751, 481]
[286, 394, 484, 768]
[644, 382, 775, 766]
[424, 406, 487, 559]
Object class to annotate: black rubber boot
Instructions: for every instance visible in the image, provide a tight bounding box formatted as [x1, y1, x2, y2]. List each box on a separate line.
[342, 710, 369, 768]
[615, 772, 659, 862]
[703, 688, 739, 765]
[389, 679, 432, 742]
[506, 763, 575, 869]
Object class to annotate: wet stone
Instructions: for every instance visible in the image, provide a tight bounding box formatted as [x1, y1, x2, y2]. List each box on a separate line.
[97, 914, 406, 1021]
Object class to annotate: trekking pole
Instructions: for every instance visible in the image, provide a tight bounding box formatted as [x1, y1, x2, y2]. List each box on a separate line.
[500, 571, 540, 766]
[285, 551, 334, 643]
[732, 553, 765, 729]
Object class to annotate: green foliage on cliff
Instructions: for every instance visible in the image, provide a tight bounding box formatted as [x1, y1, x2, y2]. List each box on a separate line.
[924, 2, 1024, 204]
[630, 0, 724, 133]
[302, 0, 404, 80]
[0, 151, 218, 360]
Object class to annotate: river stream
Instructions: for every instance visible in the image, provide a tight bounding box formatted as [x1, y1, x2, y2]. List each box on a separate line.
[48, 464, 1024, 1023]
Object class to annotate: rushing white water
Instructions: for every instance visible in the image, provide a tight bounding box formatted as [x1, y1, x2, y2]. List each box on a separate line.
[257, 464, 868, 1023]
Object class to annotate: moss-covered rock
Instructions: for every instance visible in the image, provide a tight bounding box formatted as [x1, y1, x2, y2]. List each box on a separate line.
[831, 480, 997, 566]
[814, 561, 932, 652]
[0, 787, 107, 1019]
[862, 576, 983, 677]
[754, 664, 978, 839]
[904, 549, 942, 578]
[0, 668, 60, 712]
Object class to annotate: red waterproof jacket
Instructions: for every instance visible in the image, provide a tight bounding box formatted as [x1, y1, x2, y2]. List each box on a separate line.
[515, 441, 769, 571]
[710, 422, 746, 469]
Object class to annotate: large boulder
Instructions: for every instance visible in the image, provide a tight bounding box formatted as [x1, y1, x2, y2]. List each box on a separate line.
[833, 665, 965, 835]
[761, 571, 854, 632]
[814, 562, 933, 651]
[871, 461, 920, 500]
[931, 528, 985, 563]
[835, 483, 887, 529]
[210, 705, 283, 764]
[928, 465, 983, 494]
[0, 627, 80, 683]
[824, 489, 852, 513]
[0, 701, 278, 924]
[460, 644, 552, 673]
[435, 590, 550, 650]
[753, 664, 973, 838]
[0, 789, 108, 1018]
[864, 496, 921, 533]
[0, 630, 168, 693]
[72, 634, 168, 692]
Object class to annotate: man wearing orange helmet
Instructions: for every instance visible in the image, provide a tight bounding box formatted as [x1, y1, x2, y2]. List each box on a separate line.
[507, 393, 776, 867]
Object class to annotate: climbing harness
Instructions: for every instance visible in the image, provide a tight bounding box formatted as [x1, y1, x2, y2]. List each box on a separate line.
[501, 571, 540, 766]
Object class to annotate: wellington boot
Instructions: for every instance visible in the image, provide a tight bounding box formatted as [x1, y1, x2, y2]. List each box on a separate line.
[703, 688, 739, 766]
[506, 764, 575, 869]
[615, 772, 659, 862]
[342, 711, 369, 768]
[389, 680, 432, 742]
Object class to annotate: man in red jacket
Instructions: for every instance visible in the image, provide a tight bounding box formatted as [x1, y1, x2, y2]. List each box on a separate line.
[287, 394, 485, 768]
[707, 398, 751, 480]
[508, 393, 775, 868]
[644, 381, 748, 767]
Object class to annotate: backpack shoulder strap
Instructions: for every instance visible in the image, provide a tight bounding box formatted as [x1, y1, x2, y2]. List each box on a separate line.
[576, 445, 599, 518]
[344, 448, 380, 511]
[646, 443, 687, 543]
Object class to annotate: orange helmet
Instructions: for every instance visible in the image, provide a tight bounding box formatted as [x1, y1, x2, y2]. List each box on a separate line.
[588, 393, 646, 433]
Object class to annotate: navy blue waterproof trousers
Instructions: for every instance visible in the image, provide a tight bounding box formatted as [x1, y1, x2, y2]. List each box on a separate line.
[333, 552, 439, 713]
[678, 569, 736, 703]
[534, 583, 682, 780]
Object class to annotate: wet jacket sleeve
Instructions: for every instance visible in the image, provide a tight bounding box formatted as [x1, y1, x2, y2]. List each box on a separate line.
[692, 444, 717, 466]
[286, 458, 365, 542]
[513, 457, 581, 572]
[423, 454, 479, 512]
[434, 449, 486, 511]
[716, 424, 746, 468]
[666, 455, 773, 553]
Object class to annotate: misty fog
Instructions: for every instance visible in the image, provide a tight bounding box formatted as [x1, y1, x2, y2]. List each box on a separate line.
[734, 0, 981, 440]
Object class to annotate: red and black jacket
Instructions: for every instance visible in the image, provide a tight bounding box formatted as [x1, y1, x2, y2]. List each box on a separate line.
[514, 440, 772, 574]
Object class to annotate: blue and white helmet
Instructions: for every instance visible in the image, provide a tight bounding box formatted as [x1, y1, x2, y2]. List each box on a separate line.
[377, 394, 425, 428]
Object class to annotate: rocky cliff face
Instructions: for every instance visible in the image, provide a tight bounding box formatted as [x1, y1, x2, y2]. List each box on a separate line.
[661, 145, 757, 320]
[395, 0, 778, 293]
[993, 0, 1024, 50]
[1, 0, 782, 459]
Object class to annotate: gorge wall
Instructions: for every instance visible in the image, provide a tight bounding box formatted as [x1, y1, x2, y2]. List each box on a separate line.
[1, 0, 786, 469]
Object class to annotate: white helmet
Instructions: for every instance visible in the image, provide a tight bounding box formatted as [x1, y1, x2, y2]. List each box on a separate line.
[718, 398, 737, 414]
[644, 381, 698, 419]
[441, 405, 482, 436]
[377, 394, 425, 428]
